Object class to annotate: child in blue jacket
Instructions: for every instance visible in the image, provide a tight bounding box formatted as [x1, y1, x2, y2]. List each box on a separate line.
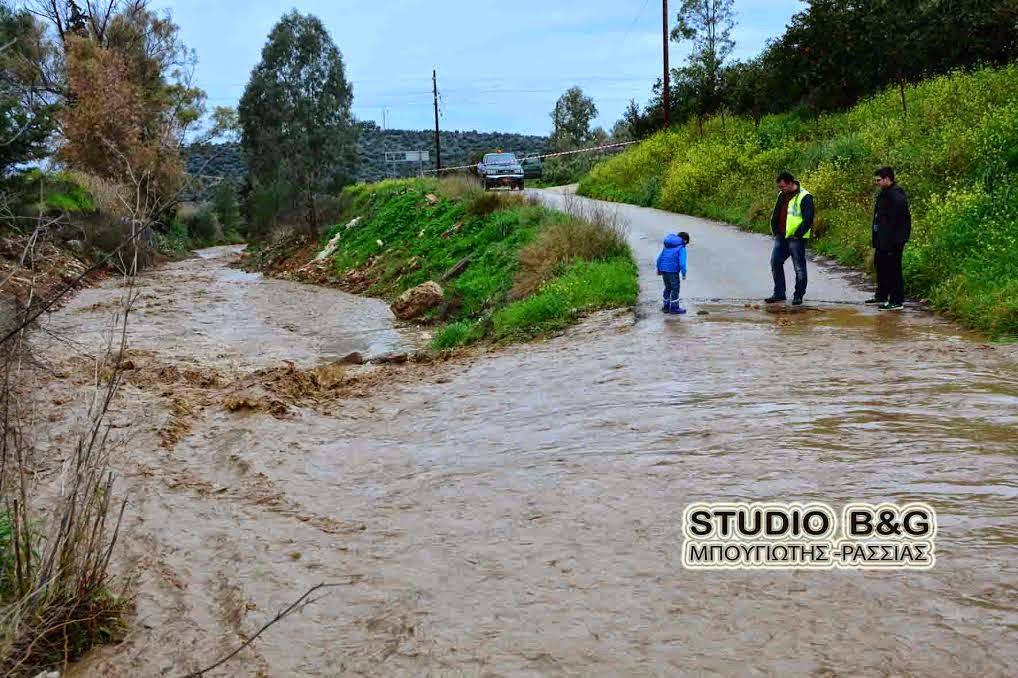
[656, 231, 689, 314]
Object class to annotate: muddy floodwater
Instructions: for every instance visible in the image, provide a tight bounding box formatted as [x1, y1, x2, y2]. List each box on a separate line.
[31, 194, 1018, 676]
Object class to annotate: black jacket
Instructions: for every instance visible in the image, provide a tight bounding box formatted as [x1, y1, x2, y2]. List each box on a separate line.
[872, 184, 911, 250]
[770, 188, 815, 239]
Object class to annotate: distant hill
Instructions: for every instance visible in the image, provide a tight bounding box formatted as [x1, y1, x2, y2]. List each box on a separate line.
[187, 122, 550, 185]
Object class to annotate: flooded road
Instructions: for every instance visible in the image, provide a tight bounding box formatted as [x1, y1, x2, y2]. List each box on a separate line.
[32, 196, 1018, 676]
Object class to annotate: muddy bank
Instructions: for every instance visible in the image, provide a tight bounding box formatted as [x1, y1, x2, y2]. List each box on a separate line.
[28, 218, 1018, 676]
[0, 235, 100, 337]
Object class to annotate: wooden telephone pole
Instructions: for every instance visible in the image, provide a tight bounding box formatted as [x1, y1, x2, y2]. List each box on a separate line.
[433, 70, 442, 172]
[662, 0, 670, 128]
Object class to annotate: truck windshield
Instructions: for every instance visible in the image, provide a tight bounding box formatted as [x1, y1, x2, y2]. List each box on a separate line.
[484, 154, 517, 164]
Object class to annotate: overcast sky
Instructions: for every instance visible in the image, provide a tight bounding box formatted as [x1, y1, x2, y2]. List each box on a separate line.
[161, 0, 803, 136]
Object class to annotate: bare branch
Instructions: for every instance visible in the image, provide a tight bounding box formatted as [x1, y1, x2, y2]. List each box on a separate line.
[180, 582, 353, 678]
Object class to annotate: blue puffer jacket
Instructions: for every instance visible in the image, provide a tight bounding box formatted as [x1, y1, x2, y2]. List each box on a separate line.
[656, 233, 687, 275]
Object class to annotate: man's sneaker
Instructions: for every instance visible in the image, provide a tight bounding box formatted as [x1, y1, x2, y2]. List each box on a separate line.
[878, 302, 904, 311]
[791, 297, 803, 306]
[864, 297, 884, 305]
[764, 296, 786, 304]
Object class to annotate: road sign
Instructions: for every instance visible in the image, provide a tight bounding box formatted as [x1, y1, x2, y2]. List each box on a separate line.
[383, 150, 431, 178]
[384, 151, 429, 163]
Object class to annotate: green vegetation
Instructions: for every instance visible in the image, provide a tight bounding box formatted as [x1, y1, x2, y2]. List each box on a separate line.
[239, 11, 358, 234]
[622, 0, 1018, 138]
[550, 86, 599, 150]
[0, 504, 127, 674]
[283, 178, 636, 349]
[491, 259, 638, 341]
[580, 66, 1018, 337]
[0, 3, 56, 176]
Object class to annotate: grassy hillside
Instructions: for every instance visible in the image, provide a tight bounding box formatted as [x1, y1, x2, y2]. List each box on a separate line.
[248, 178, 637, 348]
[579, 66, 1018, 338]
[188, 124, 550, 186]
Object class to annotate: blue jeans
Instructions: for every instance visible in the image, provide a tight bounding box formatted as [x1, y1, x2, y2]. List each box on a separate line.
[771, 237, 807, 299]
[662, 272, 682, 310]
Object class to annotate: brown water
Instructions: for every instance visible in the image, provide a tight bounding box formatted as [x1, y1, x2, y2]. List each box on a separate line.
[31, 203, 1018, 676]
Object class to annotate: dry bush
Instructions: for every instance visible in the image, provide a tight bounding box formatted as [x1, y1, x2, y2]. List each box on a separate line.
[314, 194, 352, 229]
[65, 172, 158, 269]
[436, 175, 481, 201]
[0, 232, 132, 675]
[511, 196, 630, 299]
[466, 190, 524, 217]
[70, 171, 132, 223]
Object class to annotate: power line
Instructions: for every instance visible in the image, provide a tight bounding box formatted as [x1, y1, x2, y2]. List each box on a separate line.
[612, 0, 653, 64]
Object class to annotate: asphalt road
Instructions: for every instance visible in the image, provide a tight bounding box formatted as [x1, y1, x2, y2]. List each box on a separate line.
[531, 185, 871, 310]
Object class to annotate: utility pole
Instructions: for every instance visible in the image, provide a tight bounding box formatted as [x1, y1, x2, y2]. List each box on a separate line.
[662, 0, 670, 128]
[432, 69, 442, 172]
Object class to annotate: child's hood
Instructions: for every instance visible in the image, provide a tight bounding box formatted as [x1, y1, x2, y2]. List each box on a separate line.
[663, 233, 684, 248]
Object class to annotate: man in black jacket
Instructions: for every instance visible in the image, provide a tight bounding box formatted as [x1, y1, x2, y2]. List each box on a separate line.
[868, 167, 911, 310]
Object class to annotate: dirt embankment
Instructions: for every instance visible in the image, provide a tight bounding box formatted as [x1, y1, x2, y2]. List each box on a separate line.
[241, 233, 402, 297]
[0, 235, 102, 332]
[0, 234, 187, 336]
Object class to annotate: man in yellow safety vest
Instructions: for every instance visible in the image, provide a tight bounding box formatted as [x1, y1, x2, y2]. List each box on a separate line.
[766, 171, 814, 306]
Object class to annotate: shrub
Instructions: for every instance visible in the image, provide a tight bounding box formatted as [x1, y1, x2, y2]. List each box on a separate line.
[181, 204, 220, 244]
[466, 190, 523, 217]
[436, 175, 481, 200]
[212, 179, 242, 233]
[512, 198, 629, 299]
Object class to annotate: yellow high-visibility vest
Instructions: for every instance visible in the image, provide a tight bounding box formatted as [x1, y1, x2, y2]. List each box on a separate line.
[783, 187, 812, 239]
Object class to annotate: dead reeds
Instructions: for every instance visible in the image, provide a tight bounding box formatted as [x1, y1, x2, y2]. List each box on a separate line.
[0, 216, 134, 675]
[511, 194, 630, 299]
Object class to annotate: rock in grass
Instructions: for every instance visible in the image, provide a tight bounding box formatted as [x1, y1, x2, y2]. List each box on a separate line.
[390, 281, 444, 320]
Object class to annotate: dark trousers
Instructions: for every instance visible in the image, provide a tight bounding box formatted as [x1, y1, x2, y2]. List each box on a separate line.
[661, 272, 681, 309]
[771, 237, 807, 299]
[874, 245, 905, 304]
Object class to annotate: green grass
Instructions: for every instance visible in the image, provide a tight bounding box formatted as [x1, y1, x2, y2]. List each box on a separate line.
[0, 512, 16, 602]
[431, 320, 485, 349]
[313, 179, 638, 349]
[579, 66, 1018, 338]
[492, 258, 638, 342]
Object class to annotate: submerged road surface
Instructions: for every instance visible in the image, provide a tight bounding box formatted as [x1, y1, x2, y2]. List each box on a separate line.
[33, 192, 1018, 676]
